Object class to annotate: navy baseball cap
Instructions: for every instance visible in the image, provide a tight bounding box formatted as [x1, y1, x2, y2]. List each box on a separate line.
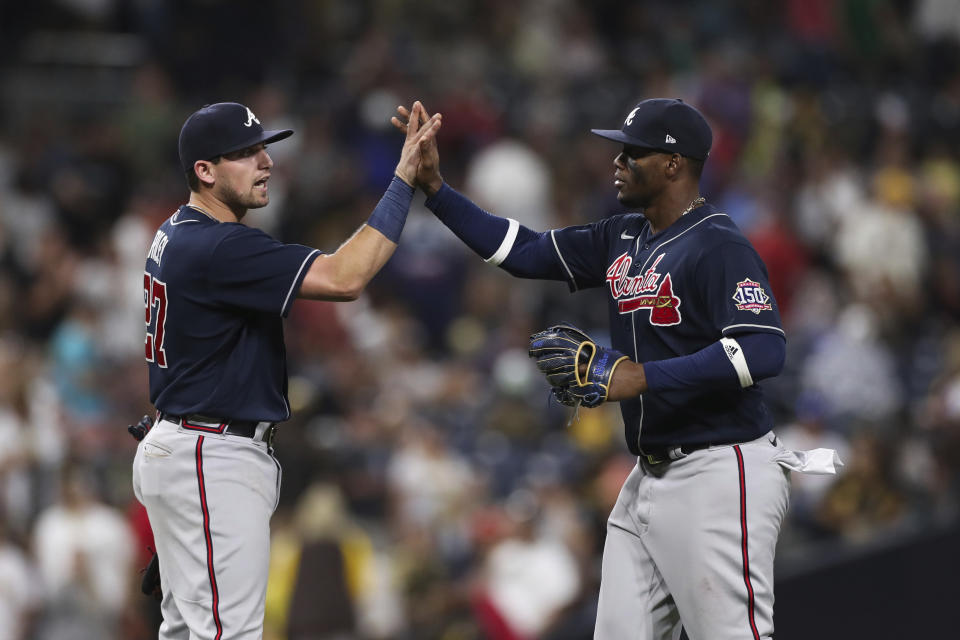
[591, 98, 712, 160]
[178, 102, 293, 173]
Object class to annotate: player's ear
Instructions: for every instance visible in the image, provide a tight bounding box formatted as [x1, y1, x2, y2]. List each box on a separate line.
[194, 160, 216, 187]
[664, 153, 683, 178]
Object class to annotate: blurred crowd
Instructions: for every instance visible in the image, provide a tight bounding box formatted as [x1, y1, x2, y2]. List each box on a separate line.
[1, 0, 960, 638]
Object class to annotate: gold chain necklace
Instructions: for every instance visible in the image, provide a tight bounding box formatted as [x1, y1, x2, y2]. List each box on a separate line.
[680, 196, 706, 217]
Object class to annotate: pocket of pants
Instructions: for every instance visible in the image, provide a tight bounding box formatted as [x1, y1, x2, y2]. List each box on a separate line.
[143, 442, 173, 458]
[137, 439, 175, 497]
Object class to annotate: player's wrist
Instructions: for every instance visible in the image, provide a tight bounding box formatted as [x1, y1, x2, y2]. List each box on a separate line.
[394, 169, 416, 188]
[367, 177, 414, 243]
[608, 360, 647, 401]
[422, 175, 443, 197]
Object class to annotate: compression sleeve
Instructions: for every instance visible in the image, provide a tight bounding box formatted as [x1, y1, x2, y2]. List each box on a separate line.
[425, 183, 567, 280]
[643, 332, 785, 392]
[366, 177, 415, 242]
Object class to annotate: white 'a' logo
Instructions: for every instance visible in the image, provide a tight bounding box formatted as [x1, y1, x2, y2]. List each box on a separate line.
[625, 107, 640, 126]
[244, 107, 260, 127]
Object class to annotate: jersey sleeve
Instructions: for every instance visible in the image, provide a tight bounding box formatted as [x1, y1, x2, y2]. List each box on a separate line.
[207, 226, 321, 317]
[549, 217, 618, 291]
[697, 240, 784, 337]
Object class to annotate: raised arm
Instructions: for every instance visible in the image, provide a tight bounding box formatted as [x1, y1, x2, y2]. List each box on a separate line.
[299, 102, 441, 301]
[391, 103, 569, 282]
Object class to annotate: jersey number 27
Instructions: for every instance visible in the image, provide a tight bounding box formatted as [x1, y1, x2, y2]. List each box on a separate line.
[143, 273, 168, 367]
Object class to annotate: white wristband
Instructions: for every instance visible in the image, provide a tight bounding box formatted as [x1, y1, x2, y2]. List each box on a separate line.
[485, 218, 519, 265]
[720, 337, 754, 388]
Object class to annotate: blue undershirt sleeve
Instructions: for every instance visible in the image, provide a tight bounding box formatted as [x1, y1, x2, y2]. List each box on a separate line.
[424, 183, 568, 280]
[643, 333, 785, 392]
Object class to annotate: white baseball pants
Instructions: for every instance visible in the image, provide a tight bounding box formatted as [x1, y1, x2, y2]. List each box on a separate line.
[132, 417, 281, 640]
[595, 432, 791, 640]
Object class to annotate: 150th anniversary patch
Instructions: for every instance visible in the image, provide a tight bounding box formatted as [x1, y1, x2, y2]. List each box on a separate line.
[731, 278, 772, 314]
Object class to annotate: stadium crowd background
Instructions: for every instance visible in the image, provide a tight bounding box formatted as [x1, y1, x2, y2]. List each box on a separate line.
[1, 0, 959, 638]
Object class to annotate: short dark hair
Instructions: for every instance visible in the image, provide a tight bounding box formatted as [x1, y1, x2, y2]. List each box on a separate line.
[686, 157, 705, 180]
[185, 156, 221, 192]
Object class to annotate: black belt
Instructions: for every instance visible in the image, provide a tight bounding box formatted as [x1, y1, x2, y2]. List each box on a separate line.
[158, 412, 274, 442]
[638, 442, 713, 465]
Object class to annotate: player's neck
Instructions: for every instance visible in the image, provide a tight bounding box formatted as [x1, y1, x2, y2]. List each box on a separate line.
[644, 188, 704, 235]
[187, 193, 246, 223]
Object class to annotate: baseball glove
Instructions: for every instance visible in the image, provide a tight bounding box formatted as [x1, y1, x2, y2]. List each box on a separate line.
[141, 551, 161, 599]
[127, 414, 154, 442]
[528, 323, 629, 408]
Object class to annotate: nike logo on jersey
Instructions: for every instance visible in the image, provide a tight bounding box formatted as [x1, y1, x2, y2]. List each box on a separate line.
[620, 231, 635, 240]
[170, 210, 200, 226]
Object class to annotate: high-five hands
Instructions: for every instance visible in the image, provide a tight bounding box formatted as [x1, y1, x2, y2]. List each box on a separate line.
[391, 102, 444, 196]
[394, 101, 442, 189]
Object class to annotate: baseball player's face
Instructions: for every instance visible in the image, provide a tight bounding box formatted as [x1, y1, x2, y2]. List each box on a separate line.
[613, 146, 666, 209]
[211, 143, 274, 210]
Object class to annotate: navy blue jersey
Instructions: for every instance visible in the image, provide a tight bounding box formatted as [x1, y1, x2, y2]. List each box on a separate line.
[551, 203, 783, 453]
[143, 205, 320, 422]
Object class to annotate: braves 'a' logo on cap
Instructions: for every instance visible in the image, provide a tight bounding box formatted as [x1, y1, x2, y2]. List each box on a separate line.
[731, 278, 772, 314]
[244, 107, 260, 127]
[605, 252, 682, 326]
[625, 107, 640, 127]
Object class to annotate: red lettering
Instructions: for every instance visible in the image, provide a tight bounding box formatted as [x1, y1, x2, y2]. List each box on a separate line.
[144, 273, 169, 367]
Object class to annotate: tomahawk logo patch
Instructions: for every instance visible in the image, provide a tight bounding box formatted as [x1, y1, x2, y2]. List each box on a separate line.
[605, 252, 682, 326]
[731, 278, 772, 314]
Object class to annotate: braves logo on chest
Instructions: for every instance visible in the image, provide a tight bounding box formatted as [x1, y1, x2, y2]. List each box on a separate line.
[605, 252, 681, 326]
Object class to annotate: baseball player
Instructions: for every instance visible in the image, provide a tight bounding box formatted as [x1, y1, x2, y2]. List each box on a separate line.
[133, 101, 441, 639]
[393, 99, 839, 639]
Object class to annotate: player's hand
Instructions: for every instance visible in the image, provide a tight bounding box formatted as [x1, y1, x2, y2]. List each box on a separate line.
[391, 101, 444, 196]
[394, 101, 442, 188]
[529, 323, 630, 408]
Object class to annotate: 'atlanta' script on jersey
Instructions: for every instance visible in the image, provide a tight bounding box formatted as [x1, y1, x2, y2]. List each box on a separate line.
[605, 252, 682, 325]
